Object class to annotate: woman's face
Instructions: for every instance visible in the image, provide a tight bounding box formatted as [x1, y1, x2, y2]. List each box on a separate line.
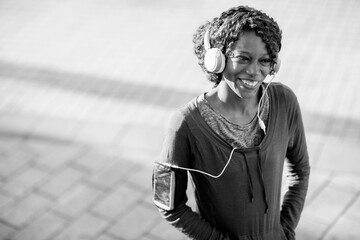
[222, 31, 272, 100]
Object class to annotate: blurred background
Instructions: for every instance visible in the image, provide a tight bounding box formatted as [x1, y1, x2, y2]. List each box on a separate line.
[0, 0, 359, 239]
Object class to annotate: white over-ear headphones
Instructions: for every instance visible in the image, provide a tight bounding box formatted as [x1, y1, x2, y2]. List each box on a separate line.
[203, 27, 226, 73]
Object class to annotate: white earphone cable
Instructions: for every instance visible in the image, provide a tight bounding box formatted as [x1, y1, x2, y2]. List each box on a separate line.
[155, 147, 238, 179]
[257, 73, 276, 134]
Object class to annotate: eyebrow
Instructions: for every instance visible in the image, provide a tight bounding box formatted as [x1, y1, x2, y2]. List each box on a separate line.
[232, 51, 270, 57]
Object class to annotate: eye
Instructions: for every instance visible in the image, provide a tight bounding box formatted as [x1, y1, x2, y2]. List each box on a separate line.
[259, 58, 272, 66]
[231, 55, 250, 64]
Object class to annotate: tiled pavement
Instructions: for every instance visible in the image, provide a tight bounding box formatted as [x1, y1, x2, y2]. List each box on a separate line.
[0, 0, 360, 239]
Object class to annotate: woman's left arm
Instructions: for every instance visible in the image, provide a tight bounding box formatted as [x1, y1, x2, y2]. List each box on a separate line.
[281, 88, 311, 240]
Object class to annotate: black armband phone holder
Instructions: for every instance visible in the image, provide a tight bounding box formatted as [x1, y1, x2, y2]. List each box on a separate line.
[153, 163, 175, 211]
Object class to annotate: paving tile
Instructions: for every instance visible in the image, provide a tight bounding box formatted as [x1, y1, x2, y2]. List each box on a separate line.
[1, 166, 48, 197]
[303, 184, 356, 225]
[344, 120, 360, 140]
[138, 235, 160, 240]
[73, 150, 115, 173]
[148, 218, 186, 240]
[0, 222, 17, 240]
[73, 121, 122, 146]
[53, 213, 109, 240]
[302, 114, 329, 141]
[117, 124, 165, 164]
[346, 196, 360, 223]
[0, 136, 21, 152]
[107, 204, 159, 240]
[6, 139, 39, 155]
[54, 182, 103, 218]
[0, 113, 39, 135]
[12, 212, 67, 240]
[87, 159, 138, 190]
[96, 234, 119, 240]
[323, 214, 360, 240]
[0, 191, 14, 210]
[305, 169, 331, 202]
[92, 184, 143, 219]
[119, 147, 159, 170]
[26, 140, 67, 155]
[305, 133, 327, 168]
[0, 147, 33, 179]
[126, 124, 166, 153]
[144, 194, 157, 209]
[32, 117, 81, 141]
[330, 172, 360, 193]
[38, 167, 85, 198]
[296, 214, 328, 240]
[125, 165, 153, 193]
[33, 143, 84, 170]
[0, 193, 52, 227]
[0, 78, 118, 125]
[316, 137, 360, 173]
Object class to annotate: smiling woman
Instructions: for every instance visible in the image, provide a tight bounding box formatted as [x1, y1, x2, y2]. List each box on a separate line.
[152, 5, 310, 240]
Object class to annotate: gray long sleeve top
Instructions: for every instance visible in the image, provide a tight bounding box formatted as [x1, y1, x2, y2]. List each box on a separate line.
[154, 83, 310, 240]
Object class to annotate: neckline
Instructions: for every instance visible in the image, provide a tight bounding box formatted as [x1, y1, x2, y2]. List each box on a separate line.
[191, 84, 275, 152]
[200, 94, 258, 129]
[201, 84, 269, 128]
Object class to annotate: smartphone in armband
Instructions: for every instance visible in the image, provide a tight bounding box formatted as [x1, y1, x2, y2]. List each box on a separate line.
[153, 167, 175, 211]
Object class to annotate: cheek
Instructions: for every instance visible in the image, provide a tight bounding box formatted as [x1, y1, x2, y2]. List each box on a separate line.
[226, 59, 240, 72]
[263, 67, 274, 77]
[222, 60, 241, 79]
[261, 67, 271, 76]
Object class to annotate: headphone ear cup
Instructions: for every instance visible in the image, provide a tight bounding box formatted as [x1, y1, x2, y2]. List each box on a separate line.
[274, 57, 281, 73]
[204, 48, 226, 73]
[270, 57, 281, 75]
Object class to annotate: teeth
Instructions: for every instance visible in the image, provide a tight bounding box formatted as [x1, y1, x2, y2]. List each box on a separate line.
[242, 79, 257, 87]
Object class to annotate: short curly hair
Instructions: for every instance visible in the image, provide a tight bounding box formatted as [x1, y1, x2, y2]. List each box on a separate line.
[193, 6, 282, 86]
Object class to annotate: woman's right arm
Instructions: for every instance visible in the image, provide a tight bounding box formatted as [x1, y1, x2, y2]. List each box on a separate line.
[153, 111, 230, 240]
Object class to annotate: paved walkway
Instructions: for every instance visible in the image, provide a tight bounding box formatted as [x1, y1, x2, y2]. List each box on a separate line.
[0, 0, 359, 239]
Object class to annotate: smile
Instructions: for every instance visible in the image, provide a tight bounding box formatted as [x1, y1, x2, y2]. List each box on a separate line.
[241, 79, 258, 87]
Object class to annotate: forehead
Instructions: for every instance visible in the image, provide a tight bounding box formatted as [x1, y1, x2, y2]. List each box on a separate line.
[231, 31, 268, 55]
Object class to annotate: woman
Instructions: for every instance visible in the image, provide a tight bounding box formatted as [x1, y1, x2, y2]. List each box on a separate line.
[153, 5, 310, 240]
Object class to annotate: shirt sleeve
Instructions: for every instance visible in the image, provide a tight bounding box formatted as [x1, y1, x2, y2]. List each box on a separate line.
[281, 87, 311, 240]
[153, 110, 231, 240]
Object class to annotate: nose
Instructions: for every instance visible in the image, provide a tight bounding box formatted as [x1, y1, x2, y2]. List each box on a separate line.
[246, 61, 260, 76]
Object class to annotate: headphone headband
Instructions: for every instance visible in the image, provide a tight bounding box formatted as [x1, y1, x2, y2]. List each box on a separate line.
[203, 27, 226, 73]
[204, 28, 211, 50]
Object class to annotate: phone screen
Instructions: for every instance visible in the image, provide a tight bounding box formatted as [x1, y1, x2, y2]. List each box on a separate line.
[153, 168, 175, 211]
